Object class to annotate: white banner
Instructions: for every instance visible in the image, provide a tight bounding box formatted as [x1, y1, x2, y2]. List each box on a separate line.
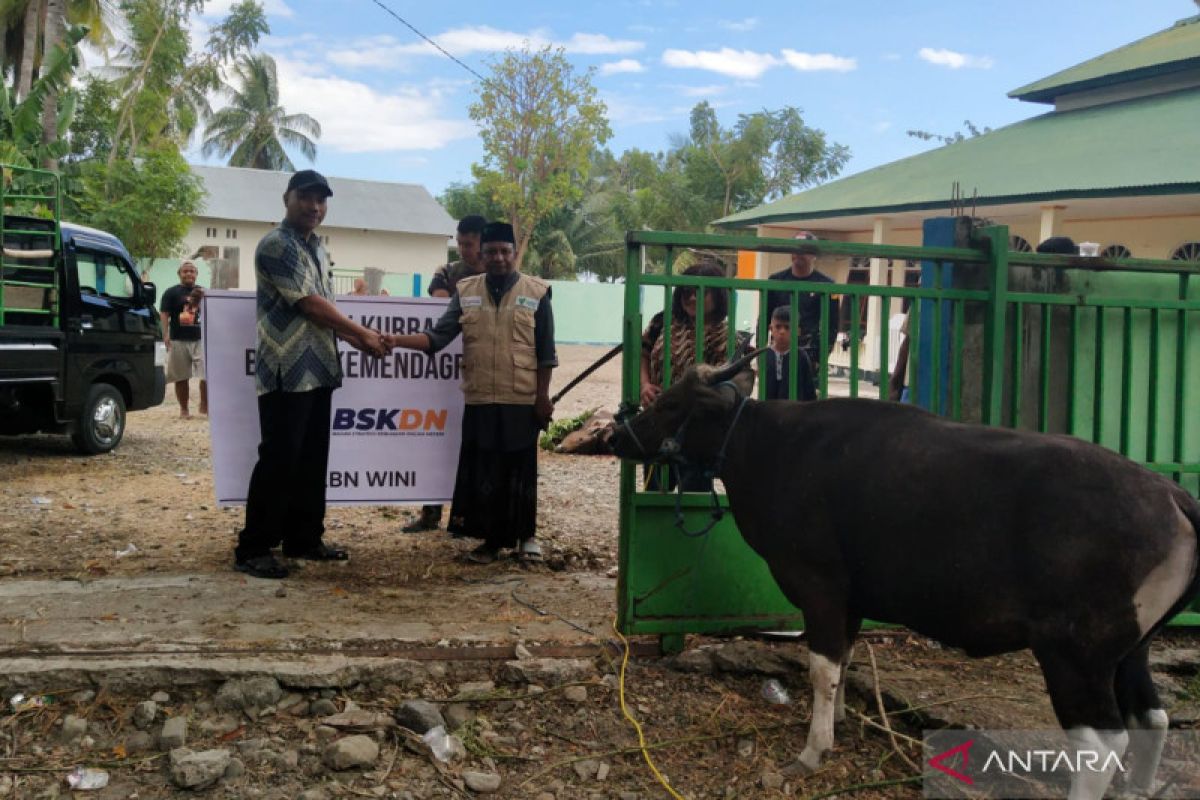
[203, 291, 464, 506]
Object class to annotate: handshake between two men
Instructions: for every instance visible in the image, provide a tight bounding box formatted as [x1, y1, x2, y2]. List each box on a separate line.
[337, 322, 554, 430]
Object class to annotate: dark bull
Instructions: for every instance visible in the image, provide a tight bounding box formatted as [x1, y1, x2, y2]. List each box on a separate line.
[608, 349, 1200, 800]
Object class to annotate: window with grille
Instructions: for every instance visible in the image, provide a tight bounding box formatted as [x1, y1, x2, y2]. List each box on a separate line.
[1101, 244, 1131, 259]
[1009, 235, 1032, 253]
[1172, 242, 1200, 262]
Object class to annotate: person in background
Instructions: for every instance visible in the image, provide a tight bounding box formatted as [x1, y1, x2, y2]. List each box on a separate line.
[764, 306, 816, 402]
[160, 260, 207, 418]
[385, 222, 556, 565]
[402, 214, 488, 534]
[1036, 236, 1078, 255]
[233, 169, 388, 580]
[765, 231, 839, 377]
[350, 277, 369, 295]
[640, 260, 732, 490]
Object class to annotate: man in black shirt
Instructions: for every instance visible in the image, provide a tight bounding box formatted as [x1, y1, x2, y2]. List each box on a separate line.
[159, 260, 207, 418]
[765, 231, 839, 376]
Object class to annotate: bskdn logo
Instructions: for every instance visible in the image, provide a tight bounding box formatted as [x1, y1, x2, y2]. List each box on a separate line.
[332, 408, 447, 432]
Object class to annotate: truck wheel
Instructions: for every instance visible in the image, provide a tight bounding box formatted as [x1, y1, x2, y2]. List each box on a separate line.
[72, 383, 126, 454]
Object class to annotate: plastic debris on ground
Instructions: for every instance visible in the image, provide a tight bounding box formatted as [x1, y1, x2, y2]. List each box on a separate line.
[66, 767, 110, 790]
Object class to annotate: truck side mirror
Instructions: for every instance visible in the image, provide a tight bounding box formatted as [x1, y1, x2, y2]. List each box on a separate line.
[141, 282, 157, 306]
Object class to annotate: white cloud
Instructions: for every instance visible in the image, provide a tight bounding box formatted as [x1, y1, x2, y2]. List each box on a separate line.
[600, 58, 645, 76]
[677, 83, 727, 98]
[662, 48, 779, 79]
[271, 56, 475, 154]
[780, 49, 856, 72]
[325, 27, 643, 69]
[873, 121, 893, 133]
[917, 47, 994, 69]
[387, 27, 639, 57]
[564, 33, 644, 55]
[719, 17, 759, 32]
[202, 0, 293, 17]
[601, 94, 672, 125]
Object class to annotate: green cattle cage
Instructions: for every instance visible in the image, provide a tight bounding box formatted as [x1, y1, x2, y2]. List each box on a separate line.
[616, 225, 1200, 652]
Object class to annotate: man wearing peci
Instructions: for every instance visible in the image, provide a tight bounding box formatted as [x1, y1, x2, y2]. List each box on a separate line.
[385, 222, 556, 564]
[402, 214, 487, 534]
[233, 169, 388, 580]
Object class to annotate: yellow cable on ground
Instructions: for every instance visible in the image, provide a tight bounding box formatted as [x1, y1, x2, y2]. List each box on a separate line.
[612, 616, 688, 800]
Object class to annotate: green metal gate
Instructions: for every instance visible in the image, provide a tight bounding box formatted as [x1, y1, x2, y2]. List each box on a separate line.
[617, 225, 1200, 650]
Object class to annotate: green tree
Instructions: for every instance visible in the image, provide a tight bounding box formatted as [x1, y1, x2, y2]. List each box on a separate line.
[73, 145, 203, 269]
[683, 101, 850, 220]
[906, 119, 992, 146]
[2, 0, 118, 167]
[0, 22, 84, 168]
[469, 45, 611, 269]
[63, 1, 264, 263]
[200, 51, 317, 170]
[439, 180, 504, 223]
[105, 0, 265, 162]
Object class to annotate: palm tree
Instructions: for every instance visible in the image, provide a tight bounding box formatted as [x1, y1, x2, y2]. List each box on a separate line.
[201, 53, 319, 170]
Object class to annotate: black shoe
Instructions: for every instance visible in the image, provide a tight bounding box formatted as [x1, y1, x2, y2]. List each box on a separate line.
[466, 544, 499, 564]
[284, 543, 349, 561]
[235, 554, 290, 579]
[402, 506, 443, 533]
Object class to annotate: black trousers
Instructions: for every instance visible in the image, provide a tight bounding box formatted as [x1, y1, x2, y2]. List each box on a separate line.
[235, 386, 333, 561]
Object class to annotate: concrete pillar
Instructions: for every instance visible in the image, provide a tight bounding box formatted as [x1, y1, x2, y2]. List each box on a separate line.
[864, 217, 893, 372]
[1039, 205, 1066, 245]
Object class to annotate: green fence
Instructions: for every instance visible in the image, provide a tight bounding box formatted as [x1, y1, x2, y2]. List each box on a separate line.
[617, 225, 1200, 649]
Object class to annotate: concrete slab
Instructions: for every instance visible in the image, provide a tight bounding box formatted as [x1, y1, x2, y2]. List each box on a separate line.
[0, 571, 617, 690]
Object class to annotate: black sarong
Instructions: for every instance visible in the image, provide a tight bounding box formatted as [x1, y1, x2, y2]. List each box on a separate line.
[446, 404, 539, 549]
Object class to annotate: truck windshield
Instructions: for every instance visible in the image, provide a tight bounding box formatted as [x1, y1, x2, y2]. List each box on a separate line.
[76, 250, 135, 300]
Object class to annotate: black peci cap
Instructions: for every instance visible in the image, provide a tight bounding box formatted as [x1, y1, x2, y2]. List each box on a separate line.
[481, 221, 515, 244]
[286, 169, 333, 198]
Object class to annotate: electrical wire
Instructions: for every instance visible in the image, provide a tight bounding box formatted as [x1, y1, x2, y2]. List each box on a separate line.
[365, 0, 488, 84]
[612, 616, 688, 800]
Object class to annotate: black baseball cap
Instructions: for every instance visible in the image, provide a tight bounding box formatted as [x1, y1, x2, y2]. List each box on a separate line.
[286, 169, 333, 198]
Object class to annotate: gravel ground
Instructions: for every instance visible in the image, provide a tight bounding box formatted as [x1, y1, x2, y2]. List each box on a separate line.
[1, 344, 1196, 798]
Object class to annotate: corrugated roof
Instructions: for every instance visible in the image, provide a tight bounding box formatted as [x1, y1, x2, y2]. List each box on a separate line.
[716, 88, 1200, 228]
[191, 164, 456, 237]
[1009, 15, 1200, 103]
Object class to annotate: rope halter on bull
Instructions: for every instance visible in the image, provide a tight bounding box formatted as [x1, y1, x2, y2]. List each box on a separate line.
[616, 345, 761, 538]
[668, 381, 750, 537]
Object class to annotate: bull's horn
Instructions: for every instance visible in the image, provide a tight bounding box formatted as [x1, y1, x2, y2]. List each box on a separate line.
[706, 347, 768, 385]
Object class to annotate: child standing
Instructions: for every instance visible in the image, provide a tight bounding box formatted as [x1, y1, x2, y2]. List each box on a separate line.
[765, 306, 817, 401]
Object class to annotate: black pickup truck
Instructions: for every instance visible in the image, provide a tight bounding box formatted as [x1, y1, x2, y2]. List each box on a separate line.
[0, 213, 165, 453]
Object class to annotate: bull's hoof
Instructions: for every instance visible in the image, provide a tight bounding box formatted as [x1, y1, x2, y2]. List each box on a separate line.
[782, 749, 823, 776]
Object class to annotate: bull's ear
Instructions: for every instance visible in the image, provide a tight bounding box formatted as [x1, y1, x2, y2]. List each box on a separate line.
[706, 347, 767, 386]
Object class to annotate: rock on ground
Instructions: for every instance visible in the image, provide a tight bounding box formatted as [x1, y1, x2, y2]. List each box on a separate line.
[169, 748, 232, 790]
[562, 685, 588, 703]
[159, 716, 187, 750]
[393, 699, 444, 734]
[133, 700, 157, 729]
[322, 735, 379, 771]
[60, 715, 88, 742]
[443, 703, 473, 731]
[462, 770, 502, 793]
[310, 698, 338, 717]
[499, 658, 597, 686]
[214, 676, 282, 712]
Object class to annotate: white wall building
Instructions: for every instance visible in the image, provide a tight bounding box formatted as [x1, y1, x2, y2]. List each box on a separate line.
[185, 165, 455, 291]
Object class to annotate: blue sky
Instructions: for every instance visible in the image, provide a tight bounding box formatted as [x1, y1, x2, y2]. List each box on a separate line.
[189, 0, 1195, 199]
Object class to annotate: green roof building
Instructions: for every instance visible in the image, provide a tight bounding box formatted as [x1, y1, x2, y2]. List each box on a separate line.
[718, 11, 1200, 372]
